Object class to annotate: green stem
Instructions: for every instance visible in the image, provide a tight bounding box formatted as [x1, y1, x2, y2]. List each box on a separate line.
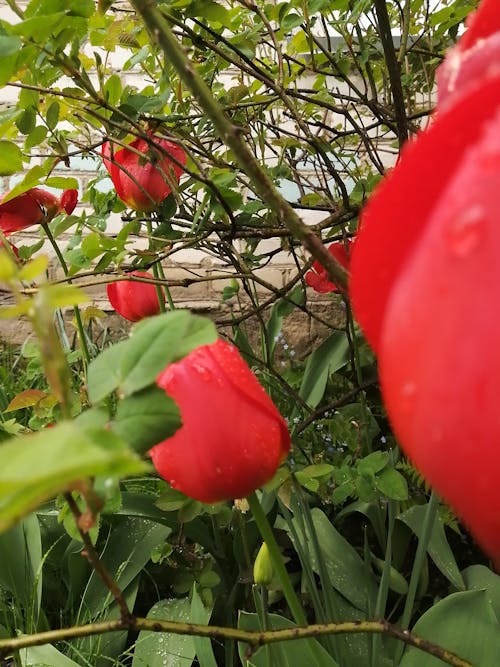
[42, 223, 91, 367]
[145, 218, 167, 313]
[247, 492, 307, 626]
[371, 500, 396, 666]
[156, 261, 174, 310]
[394, 491, 439, 665]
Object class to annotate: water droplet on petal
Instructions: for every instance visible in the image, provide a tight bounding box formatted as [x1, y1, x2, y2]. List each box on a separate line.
[401, 382, 416, 398]
[444, 205, 485, 257]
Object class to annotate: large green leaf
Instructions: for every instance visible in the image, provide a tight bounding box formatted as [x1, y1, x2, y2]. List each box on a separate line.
[0, 422, 149, 532]
[0, 140, 23, 175]
[79, 517, 171, 618]
[297, 331, 349, 409]
[0, 514, 42, 618]
[87, 311, 217, 403]
[131, 598, 198, 667]
[120, 311, 217, 396]
[290, 508, 377, 612]
[113, 385, 181, 454]
[86, 340, 127, 404]
[462, 564, 500, 621]
[400, 590, 500, 667]
[266, 284, 305, 359]
[19, 642, 80, 667]
[191, 585, 217, 667]
[397, 503, 464, 590]
[238, 611, 339, 667]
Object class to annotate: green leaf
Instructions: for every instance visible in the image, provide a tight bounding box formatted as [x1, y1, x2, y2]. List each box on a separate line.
[18, 255, 49, 282]
[398, 503, 464, 590]
[297, 331, 349, 408]
[0, 140, 23, 175]
[87, 340, 128, 404]
[462, 565, 500, 621]
[120, 311, 217, 396]
[191, 584, 217, 667]
[45, 176, 80, 190]
[0, 34, 22, 57]
[19, 642, 80, 667]
[357, 451, 389, 475]
[400, 590, 500, 667]
[43, 283, 89, 308]
[87, 312, 217, 403]
[376, 468, 408, 501]
[132, 598, 197, 667]
[45, 101, 60, 130]
[0, 515, 42, 613]
[0, 421, 149, 532]
[80, 517, 170, 618]
[113, 385, 181, 455]
[16, 107, 36, 135]
[25, 125, 48, 150]
[238, 612, 340, 667]
[266, 284, 305, 357]
[289, 508, 377, 612]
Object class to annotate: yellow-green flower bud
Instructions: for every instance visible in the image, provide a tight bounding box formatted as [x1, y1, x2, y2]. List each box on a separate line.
[253, 542, 273, 586]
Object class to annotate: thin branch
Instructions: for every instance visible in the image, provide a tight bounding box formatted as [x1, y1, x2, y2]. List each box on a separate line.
[373, 0, 409, 147]
[0, 616, 473, 666]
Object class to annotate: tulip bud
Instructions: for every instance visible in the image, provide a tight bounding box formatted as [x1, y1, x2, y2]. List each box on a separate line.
[253, 542, 273, 586]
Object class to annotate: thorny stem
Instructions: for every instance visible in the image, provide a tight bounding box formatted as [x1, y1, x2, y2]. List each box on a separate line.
[0, 616, 473, 666]
[129, 0, 349, 291]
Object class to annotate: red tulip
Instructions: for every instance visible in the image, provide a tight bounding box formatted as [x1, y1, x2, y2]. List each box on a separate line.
[350, 76, 500, 353]
[349, 6, 500, 563]
[107, 270, 164, 322]
[101, 134, 186, 212]
[437, 0, 500, 110]
[305, 240, 352, 294]
[149, 339, 290, 503]
[0, 187, 78, 235]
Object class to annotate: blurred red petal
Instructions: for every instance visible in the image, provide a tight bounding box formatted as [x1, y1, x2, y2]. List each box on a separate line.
[379, 105, 500, 561]
[349, 74, 500, 352]
[458, 0, 500, 51]
[438, 31, 500, 109]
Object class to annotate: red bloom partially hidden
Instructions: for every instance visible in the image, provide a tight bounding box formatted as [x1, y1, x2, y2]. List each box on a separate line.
[0, 188, 78, 235]
[349, 0, 500, 566]
[437, 0, 500, 110]
[149, 339, 290, 503]
[102, 134, 186, 212]
[305, 241, 351, 294]
[107, 271, 163, 322]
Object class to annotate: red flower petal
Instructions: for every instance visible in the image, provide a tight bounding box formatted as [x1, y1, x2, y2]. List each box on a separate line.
[379, 105, 500, 561]
[349, 73, 500, 352]
[437, 30, 500, 110]
[102, 135, 186, 211]
[0, 187, 70, 234]
[305, 241, 351, 294]
[150, 339, 290, 503]
[458, 0, 500, 52]
[106, 270, 163, 322]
